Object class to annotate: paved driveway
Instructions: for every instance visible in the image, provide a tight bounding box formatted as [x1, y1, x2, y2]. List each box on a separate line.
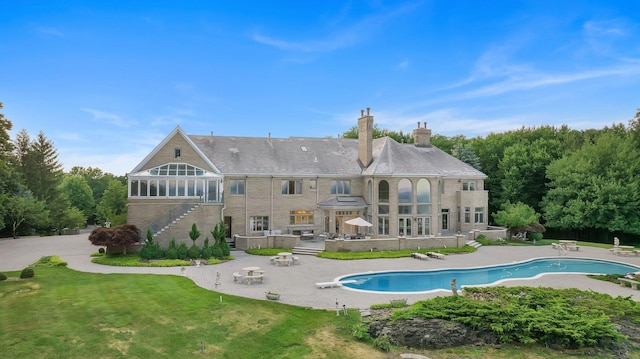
[2, 234, 640, 310]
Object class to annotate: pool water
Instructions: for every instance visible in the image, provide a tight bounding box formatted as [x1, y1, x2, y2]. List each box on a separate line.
[338, 257, 640, 293]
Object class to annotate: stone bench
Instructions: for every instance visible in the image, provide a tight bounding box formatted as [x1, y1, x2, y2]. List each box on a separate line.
[244, 274, 264, 284]
[618, 277, 640, 289]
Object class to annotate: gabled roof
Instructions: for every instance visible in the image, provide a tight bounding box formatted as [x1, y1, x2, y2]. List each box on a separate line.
[135, 127, 486, 179]
[129, 126, 222, 175]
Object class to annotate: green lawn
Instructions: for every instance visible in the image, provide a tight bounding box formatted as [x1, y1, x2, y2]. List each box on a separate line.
[1, 250, 632, 359]
[0, 266, 369, 359]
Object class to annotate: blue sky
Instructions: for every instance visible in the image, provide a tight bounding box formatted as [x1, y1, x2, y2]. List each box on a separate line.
[1, 1, 639, 176]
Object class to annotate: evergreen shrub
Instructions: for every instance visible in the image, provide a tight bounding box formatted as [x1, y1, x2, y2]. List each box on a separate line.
[165, 247, 178, 260]
[0, 272, 7, 281]
[20, 268, 35, 278]
[201, 247, 212, 260]
[177, 242, 188, 260]
[188, 244, 201, 259]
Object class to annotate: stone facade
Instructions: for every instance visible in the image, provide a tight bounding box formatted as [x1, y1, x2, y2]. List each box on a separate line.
[127, 110, 489, 247]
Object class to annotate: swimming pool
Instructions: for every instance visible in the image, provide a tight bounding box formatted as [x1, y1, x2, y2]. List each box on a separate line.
[337, 257, 640, 293]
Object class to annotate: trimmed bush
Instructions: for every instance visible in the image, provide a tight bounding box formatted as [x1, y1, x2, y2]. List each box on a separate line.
[211, 244, 223, 259]
[165, 247, 178, 260]
[0, 272, 7, 281]
[153, 243, 164, 259]
[20, 268, 35, 279]
[98, 247, 105, 254]
[188, 244, 201, 259]
[177, 242, 188, 260]
[140, 245, 155, 261]
[201, 246, 212, 260]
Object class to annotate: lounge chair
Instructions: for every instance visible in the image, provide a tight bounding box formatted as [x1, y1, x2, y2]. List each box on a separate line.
[411, 252, 429, 260]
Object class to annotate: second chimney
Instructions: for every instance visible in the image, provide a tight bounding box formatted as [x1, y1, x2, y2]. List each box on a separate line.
[413, 121, 432, 147]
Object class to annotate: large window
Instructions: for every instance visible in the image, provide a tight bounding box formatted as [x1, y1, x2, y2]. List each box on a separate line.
[474, 207, 485, 224]
[250, 216, 269, 231]
[398, 179, 413, 215]
[378, 180, 389, 202]
[290, 210, 313, 225]
[128, 162, 220, 202]
[230, 180, 245, 195]
[331, 180, 351, 195]
[416, 179, 431, 215]
[282, 180, 302, 195]
[378, 180, 389, 224]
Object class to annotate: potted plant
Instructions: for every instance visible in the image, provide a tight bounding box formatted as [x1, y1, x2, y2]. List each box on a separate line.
[265, 291, 280, 300]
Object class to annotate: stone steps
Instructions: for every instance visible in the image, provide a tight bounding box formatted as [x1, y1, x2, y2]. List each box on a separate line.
[466, 240, 482, 248]
[292, 246, 324, 256]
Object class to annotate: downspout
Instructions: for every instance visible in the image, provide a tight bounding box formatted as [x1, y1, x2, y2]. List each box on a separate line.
[244, 175, 248, 234]
[219, 176, 226, 229]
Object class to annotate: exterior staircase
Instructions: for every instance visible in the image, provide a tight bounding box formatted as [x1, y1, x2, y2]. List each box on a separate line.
[153, 205, 200, 238]
[466, 239, 482, 249]
[292, 246, 324, 256]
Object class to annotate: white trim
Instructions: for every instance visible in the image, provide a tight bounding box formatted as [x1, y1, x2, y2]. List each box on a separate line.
[129, 126, 223, 175]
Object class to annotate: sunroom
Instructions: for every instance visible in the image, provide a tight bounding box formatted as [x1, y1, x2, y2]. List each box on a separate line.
[128, 162, 223, 203]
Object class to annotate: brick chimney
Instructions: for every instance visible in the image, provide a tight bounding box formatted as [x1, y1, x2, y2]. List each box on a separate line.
[358, 107, 373, 167]
[413, 121, 431, 147]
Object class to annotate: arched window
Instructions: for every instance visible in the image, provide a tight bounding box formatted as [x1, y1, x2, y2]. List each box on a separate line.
[378, 180, 389, 203]
[367, 180, 373, 203]
[416, 179, 431, 214]
[377, 180, 389, 235]
[398, 179, 412, 204]
[397, 178, 413, 217]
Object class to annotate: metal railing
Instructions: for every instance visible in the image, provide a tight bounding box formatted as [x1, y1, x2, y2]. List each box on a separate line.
[148, 199, 202, 235]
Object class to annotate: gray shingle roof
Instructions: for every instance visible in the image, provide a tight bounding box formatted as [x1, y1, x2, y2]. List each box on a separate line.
[188, 134, 486, 178]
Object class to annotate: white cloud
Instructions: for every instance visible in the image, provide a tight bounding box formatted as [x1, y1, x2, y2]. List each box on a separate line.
[81, 108, 136, 128]
[251, 2, 421, 53]
[395, 59, 409, 70]
[35, 26, 64, 37]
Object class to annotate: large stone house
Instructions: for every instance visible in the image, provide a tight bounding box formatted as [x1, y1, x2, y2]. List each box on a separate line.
[127, 109, 488, 247]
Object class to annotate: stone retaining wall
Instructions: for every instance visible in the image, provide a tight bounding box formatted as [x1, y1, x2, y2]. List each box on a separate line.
[325, 235, 466, 252]
[234, 235, 300, 250]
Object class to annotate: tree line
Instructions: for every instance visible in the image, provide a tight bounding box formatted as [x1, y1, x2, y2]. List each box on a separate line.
[0, 102, 127, 238]
[3, 99, 639, 242]
[344, 108, 640, 242]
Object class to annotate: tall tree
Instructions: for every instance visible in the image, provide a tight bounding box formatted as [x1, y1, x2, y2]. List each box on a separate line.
[541, 132, 640, 237]
[342, 124, 413, 143]
[498, 138, 561, 213]
[59, 175, 95, 219]
[96, 180, 127, 226]
[69, 166, 125, 223]
[0, 102, 13, 162]
[2, 192, 49, 238]
[15, 130, 63, 202]
[451, 143, 481, 170]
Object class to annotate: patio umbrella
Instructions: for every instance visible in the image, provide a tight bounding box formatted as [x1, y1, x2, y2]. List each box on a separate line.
[345, 217, 373, 227]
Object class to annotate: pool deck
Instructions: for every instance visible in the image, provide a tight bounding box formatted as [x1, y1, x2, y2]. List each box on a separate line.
[2, 234, 640, 310]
